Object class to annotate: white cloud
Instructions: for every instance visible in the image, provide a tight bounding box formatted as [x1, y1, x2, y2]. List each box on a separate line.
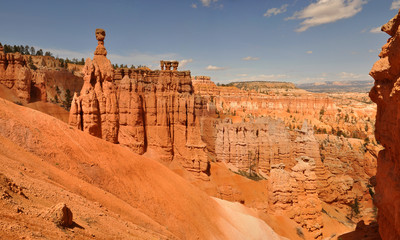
[232, 74, 288, 82]
[200, 0, 218, 7]
[242, 56, 260, 61]
[179, 59, 193, 68]
[108, 52, 177, 68]
[392, 0, 400, 10]
[287, 0, 367, 32]
[370, 26, 382, 33]
[237, 74, 248, 77]
[339, 72, 368, 80]
[206, 65, 225, 70]
[306, 50, 313, 54]
[191, 3, 197, 8]
[263, 4, 288, 17]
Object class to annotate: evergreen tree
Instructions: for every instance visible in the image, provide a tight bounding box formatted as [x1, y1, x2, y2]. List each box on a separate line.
[36, 49, 43, 56]
[63, 89, 73, 110]
[30, 46, 35, 55]
[28, 56, 37, 70]
[24, 45, 29, 55]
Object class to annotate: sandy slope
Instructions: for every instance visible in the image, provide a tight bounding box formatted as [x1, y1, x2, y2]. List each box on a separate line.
[0, 98, 284, 239]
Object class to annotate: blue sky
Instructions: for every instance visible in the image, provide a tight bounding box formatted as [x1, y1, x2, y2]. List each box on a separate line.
[0, 0, 398, 84]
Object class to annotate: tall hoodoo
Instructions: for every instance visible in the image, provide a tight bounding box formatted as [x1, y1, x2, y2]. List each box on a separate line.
[69, 30, 209, 179]
[69, 28, 119, 143]
[370, 9, 400, 239]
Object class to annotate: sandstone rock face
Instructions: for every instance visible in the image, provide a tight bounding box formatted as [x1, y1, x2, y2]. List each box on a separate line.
[69, 29, 119, 143]
[200, 81, 377, 238]
[269, 157, 323, 239]
[0, 50, 32, 102]
[115, 66, 209, 179]
[215, 118, 292, 174]
[69, 30, 209, 179]
[370, 9, 400, 239]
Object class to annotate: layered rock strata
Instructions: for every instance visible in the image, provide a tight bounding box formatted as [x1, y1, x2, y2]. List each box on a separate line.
[0, 47, 32, 102]
[268, 157, 323, 239]
[69, 30, 209, 179]
[369, 10, 400, 239]
[115, 64, 209, 179]
[69, 29, 119, 143]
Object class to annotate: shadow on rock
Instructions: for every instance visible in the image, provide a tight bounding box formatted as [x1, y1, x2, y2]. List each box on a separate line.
[338, 220, 381, 240]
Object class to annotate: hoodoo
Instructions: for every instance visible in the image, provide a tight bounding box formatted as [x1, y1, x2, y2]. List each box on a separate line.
[69, 28, 119, 143]
[69, 29, 210, 179]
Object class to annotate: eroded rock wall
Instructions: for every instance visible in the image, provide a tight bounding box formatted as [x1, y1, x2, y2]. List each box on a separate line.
[68, 31, 209, 179]
[370, 10, 400, 239]
[115, 67, 209, 179]
[68, 29, 119, 143]
[0, 50, 32, 102]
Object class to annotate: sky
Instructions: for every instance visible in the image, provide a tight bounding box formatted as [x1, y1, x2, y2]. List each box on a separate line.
[0, 0, 398, 84]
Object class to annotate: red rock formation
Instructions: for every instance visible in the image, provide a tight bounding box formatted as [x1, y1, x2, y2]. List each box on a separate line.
[370, 9, 400, 239]
[192, 77, 337, 119]
[0, 50, 32, 102]
[115, 64, 209, 179]
[69, 30, 209, 179]
[268, 157, 323, 239]
[69, 29, 119, 143]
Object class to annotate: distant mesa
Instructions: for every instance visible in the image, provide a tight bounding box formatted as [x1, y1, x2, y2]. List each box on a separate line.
[297, 80, 374, 93]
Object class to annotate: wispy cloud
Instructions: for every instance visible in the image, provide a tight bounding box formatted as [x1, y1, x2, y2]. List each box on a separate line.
[236, 74, 248, 77]
[306, 50, 313, 54]
[392, 0, 400, 10]
[206, 65, 225, 71]
[242, 56, 260, 61]
[287, 0, 367, 32]
[108, 52, 177, 68]
[200, 0, 218, 7]
[232, 74, 288, 82]
[370, 26, 382, 33]
[179, 58, 193, 68]
[339, 72, 368, 80]
[263, 4, 288, 17]
[191, 3, 197, 8]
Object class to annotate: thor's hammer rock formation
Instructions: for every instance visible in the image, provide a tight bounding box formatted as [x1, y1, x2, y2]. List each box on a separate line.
[69, 28, 119, 143]
[69, 29, 209, 179]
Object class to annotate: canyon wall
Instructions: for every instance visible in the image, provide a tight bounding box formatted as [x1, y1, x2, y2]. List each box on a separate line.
[193, 77, 337, 118]
[369, 10, 400, 239]
[195, 77, 378, 238]
[0, 44, 83, 110]
[0, 46, 32, 102]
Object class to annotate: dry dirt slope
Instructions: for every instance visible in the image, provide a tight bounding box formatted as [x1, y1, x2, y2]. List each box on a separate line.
[0, 97, 284, 240]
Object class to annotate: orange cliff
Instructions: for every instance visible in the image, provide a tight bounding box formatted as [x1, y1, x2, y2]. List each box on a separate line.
[370, 10, 400, 239]
[0, 43, 83, 123]
[0, 45, 32, 102]
[193, 76, 378, 239]
[69, 29, 210, 179]
[192, 76, 337, 119]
